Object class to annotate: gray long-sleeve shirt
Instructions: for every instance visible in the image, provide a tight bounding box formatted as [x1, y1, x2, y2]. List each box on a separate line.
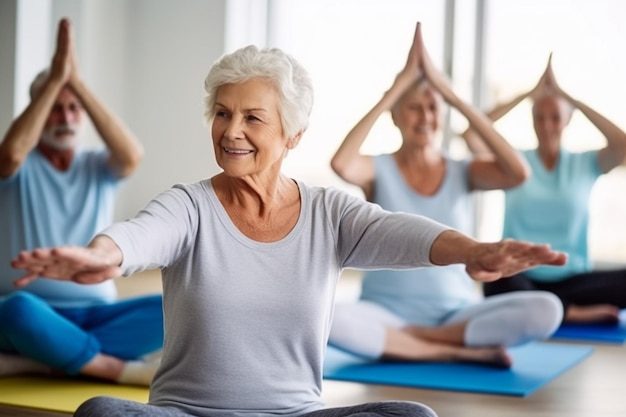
[102, 179, 448, 417]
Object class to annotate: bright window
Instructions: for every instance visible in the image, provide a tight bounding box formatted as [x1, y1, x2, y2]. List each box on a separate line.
[268, 0, 446, 195]
[268, 0, 626, 263]
[481, 0, 626, 262]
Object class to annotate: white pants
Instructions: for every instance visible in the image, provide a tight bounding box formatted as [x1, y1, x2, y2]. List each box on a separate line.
[329, 291, 563, 359]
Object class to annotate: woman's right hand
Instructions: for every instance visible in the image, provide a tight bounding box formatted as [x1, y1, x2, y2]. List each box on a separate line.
[390, 22, 423, 94]
[48, 18, 75, 86]
[530, 53, 563, 100]
[11, 236, 123, 287]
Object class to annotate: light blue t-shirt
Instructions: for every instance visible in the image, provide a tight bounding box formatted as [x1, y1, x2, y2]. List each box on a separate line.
[503, 149, 602, 282]
[0, 148, 120, 306]
[360, 153, 479, 326]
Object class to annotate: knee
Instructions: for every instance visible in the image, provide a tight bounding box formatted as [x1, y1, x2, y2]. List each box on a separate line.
[403, 401, 438, 417]
[74, 396, 117, 417]
[382, 401, 438, 417]
[521, 292, 564, 338]
[0, 292, 46, 332]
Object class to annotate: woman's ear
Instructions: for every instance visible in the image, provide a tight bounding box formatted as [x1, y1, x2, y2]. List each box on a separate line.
[390, 107, 401, 128]
[287, 130, 304, 149]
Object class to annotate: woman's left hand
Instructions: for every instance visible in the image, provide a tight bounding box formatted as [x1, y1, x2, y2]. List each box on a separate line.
[414, 22, 451, 94]
[465, 239, 567, 282]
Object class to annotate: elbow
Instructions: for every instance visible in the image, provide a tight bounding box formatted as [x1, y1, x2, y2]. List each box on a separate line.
[503, 168, 530, 189]
[0, 151, 22, 179]
[126, 146, 145, 176]
[330, 156, 345, 179]
[505, 155, 532, 188]
[131, 143, 145, 170]
[114, 144, 144, 178]
[511, 163, 531, 186]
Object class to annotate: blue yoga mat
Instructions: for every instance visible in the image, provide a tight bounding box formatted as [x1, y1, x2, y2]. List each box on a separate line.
[323, 342, 593, 397]
[552, 309, 626, 344]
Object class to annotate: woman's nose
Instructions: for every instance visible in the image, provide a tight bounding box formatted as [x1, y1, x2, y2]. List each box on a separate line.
[223, 118, 244, 139]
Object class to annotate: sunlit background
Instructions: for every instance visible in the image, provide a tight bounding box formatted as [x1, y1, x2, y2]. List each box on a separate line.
[2, 0, 625, 263]
[270, 0, 626, 263]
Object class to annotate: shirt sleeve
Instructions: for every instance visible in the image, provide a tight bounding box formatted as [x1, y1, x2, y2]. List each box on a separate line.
[99, 184, 199, 276]
[325, 188, 451, 270]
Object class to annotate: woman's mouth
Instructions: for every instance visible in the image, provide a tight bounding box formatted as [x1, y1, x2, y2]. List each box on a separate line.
[223, 147, 253, 155]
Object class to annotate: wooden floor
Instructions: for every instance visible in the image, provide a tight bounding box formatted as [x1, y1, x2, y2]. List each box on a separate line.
[2, 271, 625, 417]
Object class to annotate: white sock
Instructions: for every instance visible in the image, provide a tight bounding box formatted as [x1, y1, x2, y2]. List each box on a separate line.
[140, 349, 163, 363]
[0, 352, 52, 376]
[116, 359, 160, 386]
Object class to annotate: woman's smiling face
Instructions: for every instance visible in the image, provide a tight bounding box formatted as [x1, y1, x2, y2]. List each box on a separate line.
[392, 83, 443, 147]
[211, 78, 293, 179]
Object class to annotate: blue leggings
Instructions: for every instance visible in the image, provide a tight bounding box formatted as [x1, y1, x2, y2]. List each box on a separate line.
[0, 291, 164, 375]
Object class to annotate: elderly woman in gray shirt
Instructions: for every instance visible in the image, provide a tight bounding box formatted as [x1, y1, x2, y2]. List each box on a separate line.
[12, 22, 565, 417]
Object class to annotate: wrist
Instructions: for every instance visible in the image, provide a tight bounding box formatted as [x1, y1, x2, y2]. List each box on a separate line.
[429, 230, 478, 266]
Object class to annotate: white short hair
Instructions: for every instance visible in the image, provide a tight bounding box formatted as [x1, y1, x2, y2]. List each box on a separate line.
[29, 69, 50, 100]
[203, 45, 314, 139]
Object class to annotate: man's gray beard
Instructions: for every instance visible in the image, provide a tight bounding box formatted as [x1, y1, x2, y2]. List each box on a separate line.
[39, 124, 80, 150]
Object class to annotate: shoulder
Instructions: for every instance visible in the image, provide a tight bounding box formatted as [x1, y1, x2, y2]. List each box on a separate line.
[373, 153, 394, 168]
[298, 181, 373, 216]
[1, 151, 49, 183]
[73, 147, 119, 179]
[166, 180, 211, 203]
[143, 180, 210, 212]
[445, 154, 471, 168]
[562, 149, 602, 175]
[444, 153, 472, 178]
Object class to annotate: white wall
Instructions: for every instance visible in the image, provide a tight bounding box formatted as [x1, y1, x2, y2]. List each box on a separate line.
[2, 0, 228, 220]
[0, 1, 18, 134]
[117, 0, 227, 219]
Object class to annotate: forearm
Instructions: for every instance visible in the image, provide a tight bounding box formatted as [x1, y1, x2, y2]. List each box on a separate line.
[331, 88, 401, 184]
[71, 79, 144, 177]
[485, 91, 529, 122]
[0, 80, 64, 178]
[566, 94, 626, 169]
[461, 91, 530, 156]
[454, 98, 529, 183]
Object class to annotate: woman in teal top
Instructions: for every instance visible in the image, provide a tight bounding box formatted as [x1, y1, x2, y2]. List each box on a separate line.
[467, 56, 626, 324]
[328, 23, 564, 368]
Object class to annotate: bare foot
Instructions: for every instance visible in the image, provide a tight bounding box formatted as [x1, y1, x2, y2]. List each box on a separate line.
[565, 304, 620, 324]
[382, 329, 513, 368]
[452, 346, 512, 369]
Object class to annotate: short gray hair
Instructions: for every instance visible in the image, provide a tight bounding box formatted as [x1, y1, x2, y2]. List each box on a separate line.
[29, 69, 50, 100]
[204, 45, 314, 139]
